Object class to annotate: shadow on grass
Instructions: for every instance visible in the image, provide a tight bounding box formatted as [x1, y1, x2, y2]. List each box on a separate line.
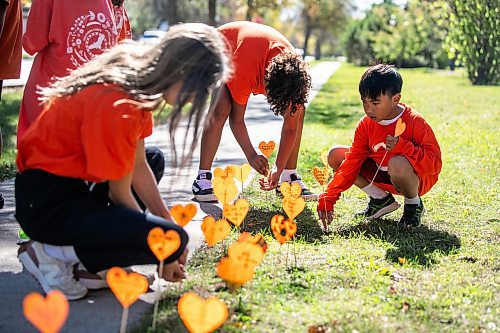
[242, 204, 325, 243]
[336, 219, 461, 266]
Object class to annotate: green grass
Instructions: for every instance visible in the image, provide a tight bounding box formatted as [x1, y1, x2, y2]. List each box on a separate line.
[148, 64, 499, 332]
[0, 87, 22, 180]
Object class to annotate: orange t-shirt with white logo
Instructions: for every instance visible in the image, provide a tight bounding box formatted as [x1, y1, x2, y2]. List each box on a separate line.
[0, 0, 22, 79]
[17, 84, 153, 183]
[218, 21, 293, 106]
[318, 104, 442, 211]
[17, 0, 131, 141]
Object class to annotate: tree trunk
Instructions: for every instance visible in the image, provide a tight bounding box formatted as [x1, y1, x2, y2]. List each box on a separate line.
[303, 14, 312, 57]
[315, 30, 326, 60]
[208, 0, 216, 26]
[246, 0, 253, 21]
[167, 0, 178, 25]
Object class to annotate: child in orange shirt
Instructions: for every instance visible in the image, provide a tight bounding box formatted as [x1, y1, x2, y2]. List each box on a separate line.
[317, 64, 441, 228]
[192, 21, 315, 202]
[17, 0, 131, 140]
[0, 0, 22, 209]
[16, 23, 230, 300]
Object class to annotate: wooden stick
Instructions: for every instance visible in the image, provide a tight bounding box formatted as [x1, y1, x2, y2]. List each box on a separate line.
[120, 307, 129, 333]
[369, 150, 389, 186]
[152, 260, 164, 331]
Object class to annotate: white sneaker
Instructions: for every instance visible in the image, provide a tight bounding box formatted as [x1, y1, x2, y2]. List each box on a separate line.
[192, 172, 217, 202]
[18, 241, 88, 300]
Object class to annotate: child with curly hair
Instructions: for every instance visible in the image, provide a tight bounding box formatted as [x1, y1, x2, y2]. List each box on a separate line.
[16, 23, 231, 300]
[317, 64, 441, 229]
[192, 21, 316, 202]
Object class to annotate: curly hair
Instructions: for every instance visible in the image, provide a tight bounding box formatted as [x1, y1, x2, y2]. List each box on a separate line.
[264, 50, 311, 116]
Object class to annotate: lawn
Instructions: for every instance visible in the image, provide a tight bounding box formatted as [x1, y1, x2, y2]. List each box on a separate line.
[0, 87, 22, 180]
[148, 64, 499, 332]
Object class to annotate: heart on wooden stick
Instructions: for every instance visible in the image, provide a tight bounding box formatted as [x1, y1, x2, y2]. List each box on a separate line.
[258, 141, 275, 158]
[270, 214, 297, 245]
[312, 166, 330, 185]
[283, 196, 306, 221]
[170, 203, 197, 227]
[213, 166, 235, 180]
[217, 242, 264, 287]
[223, 198, 249, 227]
[320, 151, 329, 167]
[238, 232, 268, 253]
[212, 178, 238, 204]
[147, 227, 181, 261]
[279, 182, 302, 199]
[23, 290, 69, 333]
[201, 216, 231, 247]
[106, 267, 148, 308]
[233, 163, 252, 183]
[178, 292, 228, 333]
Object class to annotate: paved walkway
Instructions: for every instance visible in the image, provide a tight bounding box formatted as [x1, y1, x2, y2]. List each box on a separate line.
[0, 61, 339, 333]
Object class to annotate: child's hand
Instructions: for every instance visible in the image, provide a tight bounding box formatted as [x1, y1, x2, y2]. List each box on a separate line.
[249, 154, 269, 175]
[162, 260, 187, 282]
[386, 135, 399, 151]
[317, 209, 334, 226]
[258, 170, 280, 190]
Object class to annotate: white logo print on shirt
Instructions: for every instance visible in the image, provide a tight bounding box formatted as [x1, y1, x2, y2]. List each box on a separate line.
[66, 11, 118, 67]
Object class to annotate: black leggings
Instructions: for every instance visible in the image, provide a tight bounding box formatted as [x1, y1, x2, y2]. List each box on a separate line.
[15, 157, 187, 273]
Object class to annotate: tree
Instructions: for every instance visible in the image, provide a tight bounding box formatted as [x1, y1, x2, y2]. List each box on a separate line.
[208, 0, 216, 26]
[448, 0, 499, 85]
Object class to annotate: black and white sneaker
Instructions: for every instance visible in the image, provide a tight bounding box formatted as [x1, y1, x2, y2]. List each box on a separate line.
[290, 173, 318, 201]
[399, 200, 425, 229]
[192, 172, 217, 202]
[355, 193, 401, 219]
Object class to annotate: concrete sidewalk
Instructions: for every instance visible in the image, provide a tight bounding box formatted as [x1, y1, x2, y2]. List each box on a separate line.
[0, 61, 339, 333]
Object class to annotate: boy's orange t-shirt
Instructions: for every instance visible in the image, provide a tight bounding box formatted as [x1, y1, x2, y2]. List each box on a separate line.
[17, 0, 132, 140]
[17, 84, 153, 183]
[0, 0, 22, 79]
[318, 104, 442, 211]
[218, 21, 294, 106]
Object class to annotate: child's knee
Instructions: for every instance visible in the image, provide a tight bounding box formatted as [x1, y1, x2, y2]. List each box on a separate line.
[328, 145, 347, 170]
[387, 155, 414, 178]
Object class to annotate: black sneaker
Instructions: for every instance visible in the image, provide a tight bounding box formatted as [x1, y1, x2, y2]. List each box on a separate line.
[355, 193, 401, 219]
[399, 200, 425, 229]
[290, 173, 318, 201]
[192, 172, 217, 202]
[0, 193, 3, 209]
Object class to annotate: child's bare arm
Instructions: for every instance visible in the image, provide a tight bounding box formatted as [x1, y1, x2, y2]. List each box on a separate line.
[229, 101, 269, 175]
[108, 172, 142, 212]
[131, 139, 170, 219]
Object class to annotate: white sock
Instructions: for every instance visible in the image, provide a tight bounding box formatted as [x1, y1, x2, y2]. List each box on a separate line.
[404, 195, 420, 205]
[43, 244, 80, 264]
[280, 169, 297, 182]
[361, 184, 388, 199]
[198, 169, 211, 176]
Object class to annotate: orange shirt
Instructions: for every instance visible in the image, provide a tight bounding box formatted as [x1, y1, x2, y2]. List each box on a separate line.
[0, 0, 22, 79]
[17, 84, 153, 183]
[318, 104, 442, 211]
[218, 21, 293, 106]
[17, 0, 132, 140]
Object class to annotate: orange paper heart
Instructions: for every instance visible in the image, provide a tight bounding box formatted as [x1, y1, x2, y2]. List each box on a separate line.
[228, 242, 264, 267]
[238, 232, 268, 253]
[170, 203, 197, 227]
[270, 214, 297, 244]
[216, 257, 255, 287]
[394, 118, 406, 137]
[23, 290, 69, 333]
[106, 267, 148, 308]
[213, 166, 235, 180]
[283, 196, 306, 221]
[147, 227, 181, 261]
[312, 166, 330, 185]
[212, 178, 238, 204]
[178, 292, 228, 333]
[223, 198, 249, 227]
[201, 216, 231, 247]
[320, 151, 329, 167]
[233, 163, 252, 183]
[258, 141, 276, 158]
[279, 182, 302, 199]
